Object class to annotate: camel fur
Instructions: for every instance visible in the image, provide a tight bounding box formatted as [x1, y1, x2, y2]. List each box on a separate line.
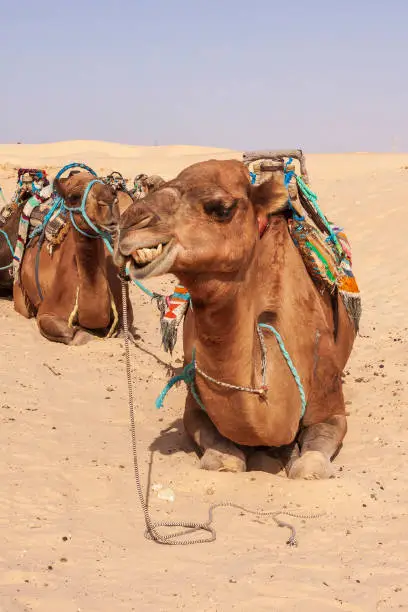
[14, 172, 133, 345]
[116, 159, 356, 479]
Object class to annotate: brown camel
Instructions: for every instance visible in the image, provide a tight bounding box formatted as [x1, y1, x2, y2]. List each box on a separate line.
[14, 171, 133, 345]
[116, 159, 357, 479]
[132, 174, 165, 198]
[0, 170, 49, 292]
[103, 171, 133, 213]
[0, 208, 20, 291]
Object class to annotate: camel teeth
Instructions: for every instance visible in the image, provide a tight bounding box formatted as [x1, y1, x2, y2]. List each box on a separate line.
[134, 243, 165, 266]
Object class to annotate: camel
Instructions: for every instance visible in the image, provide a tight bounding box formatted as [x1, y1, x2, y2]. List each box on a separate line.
[14, 171, 133, 345]
[1, 169, 49, 292]
[116, 159, 357, 479]
[103, 171, 133, 214]
[0, 208, 20, 291]
[132, 174, 165, 199]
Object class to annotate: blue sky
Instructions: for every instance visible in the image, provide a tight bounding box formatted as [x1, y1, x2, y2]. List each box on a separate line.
[1, 0, 407, 151]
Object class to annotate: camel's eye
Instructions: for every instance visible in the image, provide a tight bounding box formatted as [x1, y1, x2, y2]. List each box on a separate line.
[66, 193, 81, 205]
[204, 199, 238, 222]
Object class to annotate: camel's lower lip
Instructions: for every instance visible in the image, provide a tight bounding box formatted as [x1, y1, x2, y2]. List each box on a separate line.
[126, 240, 176, 279]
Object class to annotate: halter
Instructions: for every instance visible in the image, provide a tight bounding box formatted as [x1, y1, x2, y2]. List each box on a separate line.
[61, 179, 114, 252]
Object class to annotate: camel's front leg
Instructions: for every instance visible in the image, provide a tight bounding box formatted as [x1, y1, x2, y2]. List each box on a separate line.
[287, 414, 347, 479]
[13, 282, 35, 319]
[37, 312, 95, 345]
[183, 392, 247, 472]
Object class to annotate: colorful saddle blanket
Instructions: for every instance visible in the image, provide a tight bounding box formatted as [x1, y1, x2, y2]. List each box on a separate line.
[13, 189, 69, 282]
[288, 216, 361, 331]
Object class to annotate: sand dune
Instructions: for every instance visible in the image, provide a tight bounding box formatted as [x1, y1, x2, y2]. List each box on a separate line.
[1, 142, 408, 611]
[0, 141, 241, 187]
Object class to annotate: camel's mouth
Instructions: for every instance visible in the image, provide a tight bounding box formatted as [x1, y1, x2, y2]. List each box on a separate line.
[126, 240, 177, 279]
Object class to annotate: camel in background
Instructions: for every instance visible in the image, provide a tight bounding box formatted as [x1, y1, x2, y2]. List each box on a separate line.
[0, 169, 49, 292]
[14, 171, 133, 344]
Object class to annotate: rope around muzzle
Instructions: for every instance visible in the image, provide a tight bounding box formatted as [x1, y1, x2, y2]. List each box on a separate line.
[120, 278, 323, 546]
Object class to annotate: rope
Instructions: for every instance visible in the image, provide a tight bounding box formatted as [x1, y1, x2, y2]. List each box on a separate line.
[157, 324, 306, 418]
[34, 225, 47, 301]
[155, 351, 206, 411]
[29, 195, 64, 240]
[194, 326, 268, 397]
[0, 228, 14, 270]
[121, 278, 322, 546]
[54, 162, 97, 181]
[259, 323, 306, 418]
[67, 287, 80, 328]
[295, 175, 343, 258]
[124, 261, 162, 300]
[105, 289, 119, 339]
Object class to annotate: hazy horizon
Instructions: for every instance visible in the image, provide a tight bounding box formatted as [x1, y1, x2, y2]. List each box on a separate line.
[2, 0, 407, 153]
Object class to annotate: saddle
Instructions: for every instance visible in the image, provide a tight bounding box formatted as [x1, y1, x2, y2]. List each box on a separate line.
[29, 198, 70, 249]
[243, 150, 362, 333]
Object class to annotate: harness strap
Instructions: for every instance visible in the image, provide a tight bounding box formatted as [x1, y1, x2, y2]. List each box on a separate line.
[0, 228, 14, 270]
[156, 324, 306, 419]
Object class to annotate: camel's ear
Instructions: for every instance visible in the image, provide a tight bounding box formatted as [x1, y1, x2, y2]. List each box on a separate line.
[53, 177, 69, 198]
[249, 175, 288, 215]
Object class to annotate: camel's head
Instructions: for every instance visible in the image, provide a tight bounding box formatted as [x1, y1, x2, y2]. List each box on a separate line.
[115, 160, 288, 281]
[133, 174, 165, 199]
[54, 171, 120, 236]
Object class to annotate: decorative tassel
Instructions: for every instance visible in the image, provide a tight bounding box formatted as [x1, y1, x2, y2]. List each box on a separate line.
[155, 285, 190, 354]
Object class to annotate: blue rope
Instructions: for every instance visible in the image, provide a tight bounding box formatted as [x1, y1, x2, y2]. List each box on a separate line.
[284, 157, 304, 222]
[155, 349, 206, 411]
[295, 175, 343, 256]
[284, 157, 294, 187]
[259, 323, 306, 418]
[249, 171, 257, 185]
[29, 195, 65, 239]
[54, 162, 97, 181]
[124, 261, 162, 300]
[156, 324, 306, 419]
[29, 162, 99, 241]
[0, 228, 14, 270]
[57, 176, 158, 301]
[61, 179, 114, 244]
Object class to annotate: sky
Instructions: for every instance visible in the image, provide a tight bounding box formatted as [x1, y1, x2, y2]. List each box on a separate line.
[1, 0, 407, 151]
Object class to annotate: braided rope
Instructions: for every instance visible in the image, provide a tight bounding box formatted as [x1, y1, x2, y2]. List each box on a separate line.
[121, 278, 322, 546]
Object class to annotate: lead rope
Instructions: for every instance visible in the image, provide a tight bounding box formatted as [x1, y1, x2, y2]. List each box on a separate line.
[121, 278, 323, 546]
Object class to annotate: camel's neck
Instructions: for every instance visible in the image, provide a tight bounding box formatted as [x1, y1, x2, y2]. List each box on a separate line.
[74, 232, 112, 329]
[184, 217, 288, 376]
[181, 216, 314, 446]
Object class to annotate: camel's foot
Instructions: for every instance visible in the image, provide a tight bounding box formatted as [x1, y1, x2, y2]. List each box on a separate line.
[200, 448, 246, 473]
[288, 451, 334, 480]
[38, 314, 94, 346]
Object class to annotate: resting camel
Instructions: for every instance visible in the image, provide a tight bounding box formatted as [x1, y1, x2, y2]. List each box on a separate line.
[116, 159, 357, 479]
[102, 171, 133, 213]
[14, 171, 133, 345]
[0, 209, 20, 291]
[0, 170, 49, 292]
[132, 174, 165, 198]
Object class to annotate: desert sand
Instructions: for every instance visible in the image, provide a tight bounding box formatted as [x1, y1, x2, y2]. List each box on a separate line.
[1, 142, 407, 612]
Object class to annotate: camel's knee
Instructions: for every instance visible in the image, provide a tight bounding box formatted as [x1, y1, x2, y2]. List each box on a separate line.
[37, 313, 77, 345]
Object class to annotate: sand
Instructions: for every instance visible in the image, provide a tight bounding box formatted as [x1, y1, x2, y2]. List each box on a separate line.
[1, 142, 408, 612]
